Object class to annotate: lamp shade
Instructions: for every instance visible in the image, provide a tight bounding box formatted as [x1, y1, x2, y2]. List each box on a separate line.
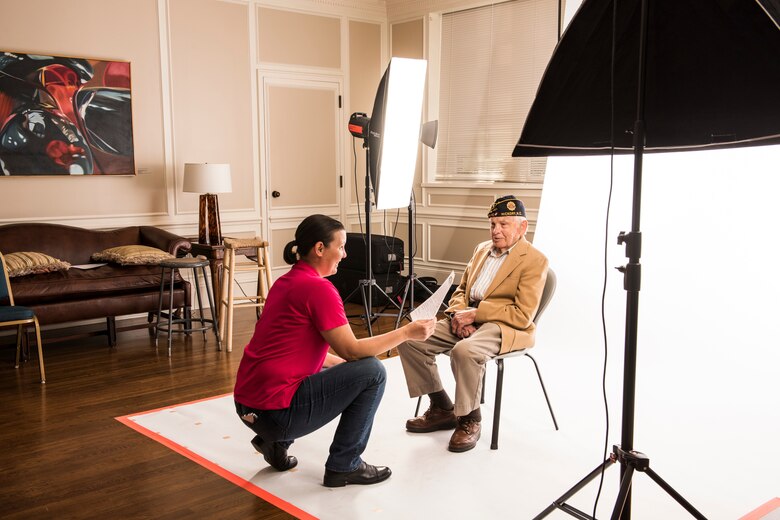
[182, 163, 232, 194]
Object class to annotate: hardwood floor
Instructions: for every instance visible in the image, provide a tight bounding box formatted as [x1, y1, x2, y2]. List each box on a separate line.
[0, 305, 404, 519]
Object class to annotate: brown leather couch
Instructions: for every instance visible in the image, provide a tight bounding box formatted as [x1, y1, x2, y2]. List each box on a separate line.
[0, 223, 192, 346]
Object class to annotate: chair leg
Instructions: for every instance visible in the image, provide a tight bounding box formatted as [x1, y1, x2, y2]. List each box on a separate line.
[167, 267, 176, 357]
[491, 358, 504, 450]
[481, 370, 486, 404]
[15, 324, 23, 368]
[184, 306, 192, 329]
[225, 251, 236, 352]
[526, 354, 559, 430]
[201, 265, 221, 348]
[192, 268, 207, 340]
[254, 266, 266, 320]
[33, 318, 45, 384]
[154, 266, 166, 345]
[218, 249, 230, 348]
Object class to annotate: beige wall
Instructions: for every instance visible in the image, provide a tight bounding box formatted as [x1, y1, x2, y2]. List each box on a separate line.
[0, 0, 168, 224]
[257, 8, 341, 68]
[0, 0, 256, 235]
[0, 0, 549, 284]
[348, 20, 383, 208]
[169, 0, 254, 218]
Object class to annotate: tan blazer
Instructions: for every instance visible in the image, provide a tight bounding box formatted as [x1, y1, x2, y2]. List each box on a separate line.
[447, 237, 548, 355]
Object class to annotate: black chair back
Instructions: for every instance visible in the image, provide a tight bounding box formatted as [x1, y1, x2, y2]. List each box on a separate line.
[0, 253, 13, 305]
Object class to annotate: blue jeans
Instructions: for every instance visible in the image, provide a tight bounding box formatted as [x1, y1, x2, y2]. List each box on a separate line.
[235, 356, 387, 472]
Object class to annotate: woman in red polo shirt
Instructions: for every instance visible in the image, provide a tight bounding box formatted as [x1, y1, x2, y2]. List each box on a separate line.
[234, 214, 434, 487]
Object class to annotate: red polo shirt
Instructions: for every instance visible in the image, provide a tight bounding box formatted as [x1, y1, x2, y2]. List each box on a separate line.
[233, 261, 348, 410]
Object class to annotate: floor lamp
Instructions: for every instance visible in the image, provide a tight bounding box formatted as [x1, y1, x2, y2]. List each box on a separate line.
[183, 163, 232, 245]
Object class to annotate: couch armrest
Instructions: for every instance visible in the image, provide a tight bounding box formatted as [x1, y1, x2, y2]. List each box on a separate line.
[139, 227, 192, 256]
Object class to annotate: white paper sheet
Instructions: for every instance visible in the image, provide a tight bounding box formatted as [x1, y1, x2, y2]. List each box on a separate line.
[409, 270, 455, 321]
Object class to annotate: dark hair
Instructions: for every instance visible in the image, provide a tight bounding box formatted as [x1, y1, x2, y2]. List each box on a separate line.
[282, 214, 345, 265]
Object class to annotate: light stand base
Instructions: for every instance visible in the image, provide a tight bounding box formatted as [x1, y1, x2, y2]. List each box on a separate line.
[344, 278, 402, 336]
[533, 445, 707, 520]
[393, 274, 440, 328]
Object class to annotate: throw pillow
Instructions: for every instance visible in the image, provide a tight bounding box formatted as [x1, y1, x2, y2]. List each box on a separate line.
[4, 252, 71, 277]
[92, 245, 174, 265]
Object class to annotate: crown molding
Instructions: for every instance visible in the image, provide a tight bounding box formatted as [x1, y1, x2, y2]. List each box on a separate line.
[386, 0, 525, 22]
[253, 0, 387, 20]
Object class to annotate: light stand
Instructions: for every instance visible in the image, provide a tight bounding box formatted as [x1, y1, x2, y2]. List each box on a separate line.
[345, 57, 429, 335]
[393, 192, 437, 328]
[533, 1, 706, 519]
[344, 128, 402, 336]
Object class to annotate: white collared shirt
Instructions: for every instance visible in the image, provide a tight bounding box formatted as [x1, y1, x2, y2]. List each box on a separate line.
[469, 243, 515, 303]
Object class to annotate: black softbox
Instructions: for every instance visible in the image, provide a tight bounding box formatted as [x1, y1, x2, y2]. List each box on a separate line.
[514, 0, 780, 157]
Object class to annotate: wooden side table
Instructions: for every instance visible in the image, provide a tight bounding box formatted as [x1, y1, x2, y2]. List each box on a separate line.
[188, 241, 261, 320]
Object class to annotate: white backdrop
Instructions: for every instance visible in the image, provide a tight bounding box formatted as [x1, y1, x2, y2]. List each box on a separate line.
[531, 146, 780, 517]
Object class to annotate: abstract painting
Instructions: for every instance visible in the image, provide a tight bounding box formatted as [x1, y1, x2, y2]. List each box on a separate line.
[0, 51, 135, 175]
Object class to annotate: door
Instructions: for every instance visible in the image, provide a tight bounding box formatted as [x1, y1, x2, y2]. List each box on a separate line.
[260, 75, 343, 274]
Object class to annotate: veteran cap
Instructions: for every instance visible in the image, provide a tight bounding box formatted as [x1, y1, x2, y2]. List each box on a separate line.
[487, 195, 526, 218]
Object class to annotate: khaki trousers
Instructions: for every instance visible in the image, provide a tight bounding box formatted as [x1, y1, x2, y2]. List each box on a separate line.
[398, 319, 501, 417]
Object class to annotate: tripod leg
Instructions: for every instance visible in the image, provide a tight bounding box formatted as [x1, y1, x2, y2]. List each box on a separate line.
[413, 276, 435, 294]
[533, 457, 615, 520]
[344, 284, 362, 306]
[395, 278, 412, 329]
[610, 465, 635, 520]
[644, 468, 708, 520]
[371, 279, 402, 313]
[359, 282, 374, 336]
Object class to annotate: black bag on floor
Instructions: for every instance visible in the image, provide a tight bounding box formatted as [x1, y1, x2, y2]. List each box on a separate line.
[340, 233, 404, 274]
[327, 268, 404, 304]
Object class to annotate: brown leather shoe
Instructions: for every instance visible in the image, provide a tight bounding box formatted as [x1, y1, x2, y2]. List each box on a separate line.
[448, 417, 481, 452]
[406, 404, 458, 433]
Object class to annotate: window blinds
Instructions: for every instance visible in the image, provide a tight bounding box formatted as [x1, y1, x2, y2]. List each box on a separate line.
[436, 0, 558, 183]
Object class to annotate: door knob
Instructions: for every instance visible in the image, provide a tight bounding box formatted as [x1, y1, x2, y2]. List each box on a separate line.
[272, 191, 281, 198]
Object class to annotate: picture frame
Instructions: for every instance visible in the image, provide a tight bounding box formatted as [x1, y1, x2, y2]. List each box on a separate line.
[0, 51, 136, 176]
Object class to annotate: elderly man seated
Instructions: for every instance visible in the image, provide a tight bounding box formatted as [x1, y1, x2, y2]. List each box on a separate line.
[398, 195, 549, 452]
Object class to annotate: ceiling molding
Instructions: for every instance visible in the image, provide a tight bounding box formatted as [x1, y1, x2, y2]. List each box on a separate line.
[254, 0, 387, 20]
[386, 0, 532, 22]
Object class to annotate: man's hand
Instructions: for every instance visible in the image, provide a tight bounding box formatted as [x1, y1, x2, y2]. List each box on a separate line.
[450, 308, 478, 338]
[456, 324, 477, 338]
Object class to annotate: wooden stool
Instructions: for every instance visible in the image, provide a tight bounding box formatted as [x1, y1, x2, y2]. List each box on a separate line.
[219, 237, 271, 352]
[154, 257, 221, 356]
